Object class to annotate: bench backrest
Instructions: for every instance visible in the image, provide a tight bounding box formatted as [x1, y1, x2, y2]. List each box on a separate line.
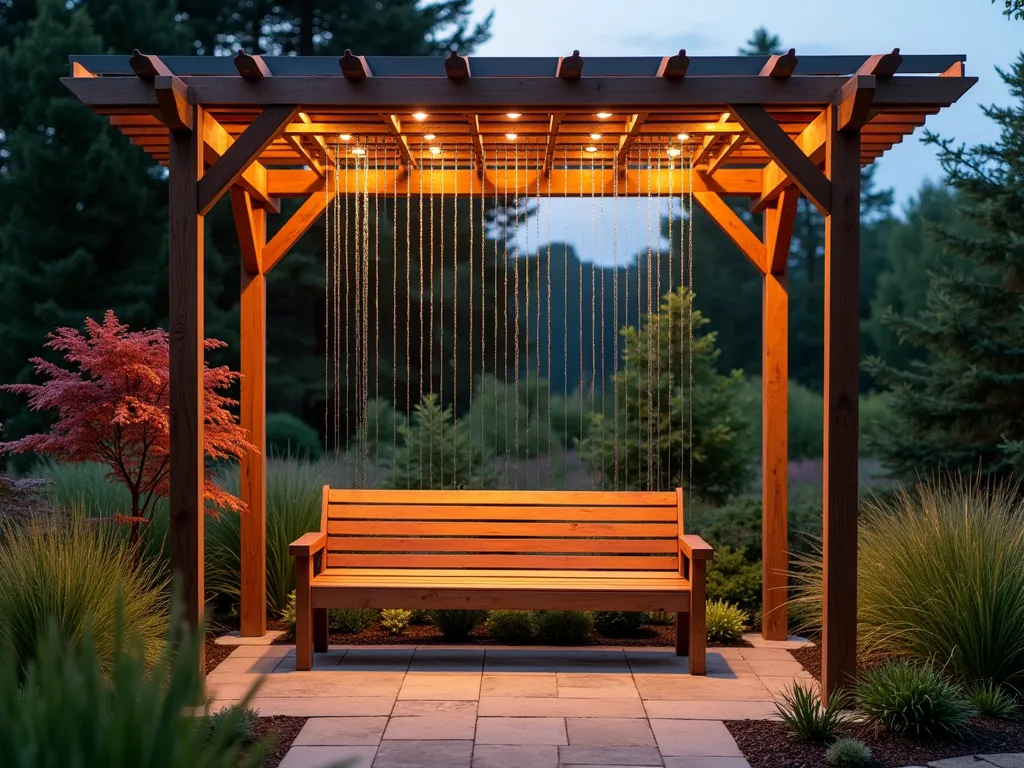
[321, 487, 682, 572]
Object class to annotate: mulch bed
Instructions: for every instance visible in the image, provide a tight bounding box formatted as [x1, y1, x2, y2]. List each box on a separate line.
[270, 621, 752, 648]
[726, 716, 1024, 768]
[251, 716, 307, 768]
[206, 635, 235, 674]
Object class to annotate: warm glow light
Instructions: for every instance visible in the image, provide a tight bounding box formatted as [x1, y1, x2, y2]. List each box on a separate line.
[339, 134, 352, 141]
[667, 148, 682, 157]
[412, 112, 429, 121]
[429, 146, 443, 155]
[505, 132, 518, 140]
[351, 147, 366, 155]
[424, 133, 436, 141]
[595, 112, 613, 119]
[506, 112, 522, 119]
[677, 132, 690, 141]
[590, 133, 602, 140]
[585, 145, 598, 153]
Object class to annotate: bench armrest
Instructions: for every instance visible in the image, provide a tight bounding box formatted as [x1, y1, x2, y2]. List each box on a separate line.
[680, 534, 714, 561]
[290, 532, 327, 558]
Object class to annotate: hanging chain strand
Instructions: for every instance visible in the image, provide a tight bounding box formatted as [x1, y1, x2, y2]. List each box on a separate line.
[513, 142, 521, 488]
[374, 145, 381, 477]
[324, 146, 330, 455]
[646, 144, 655, 491]
[429, 158, 436, 488]
[406, 154, 412, 459]
[667, 144, 674, 492]
[687, 144, 695, 509]
[439, 146, 445, 486]
[468, 148, 475, 487]
[418, 158, 425, 487]
[545, 145, 553, 484]
[655, 148, 662, 490]
[362, 151, 372, 484]
[453, 147, 459, 487]
[623, 148, 630, 490]
[578, 147, 584, 454]
[393, 148, 399, 461]
[535, 144, 543, 488]
[502, 145, 510, 487]
[563, 149, 569, 487]
[613, 149, 620, 490]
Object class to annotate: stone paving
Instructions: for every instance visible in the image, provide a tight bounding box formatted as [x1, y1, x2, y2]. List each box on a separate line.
[207, 634, 814, 768]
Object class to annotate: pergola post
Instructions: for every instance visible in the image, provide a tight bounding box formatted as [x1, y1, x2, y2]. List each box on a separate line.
[168, 102, 206, 671]
[822, 103, 861, 695]
[233, 188, 268, 637]
[761, 188, 797, 641]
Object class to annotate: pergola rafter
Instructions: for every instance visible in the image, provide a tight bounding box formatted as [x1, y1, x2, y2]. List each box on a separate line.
[62, 51, 975, 697]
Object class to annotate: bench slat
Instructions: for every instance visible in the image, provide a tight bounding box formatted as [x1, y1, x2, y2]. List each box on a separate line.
[324, 553, 679, 570]
[326, 537, 677, 554]
[316, 567, 685, 580]
[327, 489, 678, 506]
[325, 521, 678, 538]
[327, 504, 678, 522]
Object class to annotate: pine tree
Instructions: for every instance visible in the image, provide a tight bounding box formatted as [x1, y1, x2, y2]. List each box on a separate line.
[867, 54, 1024, 481]
[383, 394, 498, 490]
[577, 288, 754, 502]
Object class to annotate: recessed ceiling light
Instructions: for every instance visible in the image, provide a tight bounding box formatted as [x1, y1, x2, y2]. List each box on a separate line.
[338, 134, 351, 141]
[667, 148, 682, 157]
[506, 112, 522, 119]
[677, 132, 689, 141]
[424, 133, 436, 141]
[351, 147, 366, 155]
[412, 112, 429, 121]
[505, 132, 518, 140]
[590, 133, 602, 140]
[595, 112, 613, 119]
[585, 145, 598, 153]
[429, 146, 443, 155]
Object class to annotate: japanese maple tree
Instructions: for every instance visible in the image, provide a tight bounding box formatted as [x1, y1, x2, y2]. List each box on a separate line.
[0, 310, 255, 549]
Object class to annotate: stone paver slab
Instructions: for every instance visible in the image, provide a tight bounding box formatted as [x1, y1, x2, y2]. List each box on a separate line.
[398, 672, 481, 701]
[557, 673, 640, 699]
[293, 717, 388, 746]
[737, 647, 802, 661]
[248, 696, 395, 717]
[558, 745, 664, 765]
[259, 672, 405, 698]
[391, 700, 478, 716]
[383, 713, 477, 740]
[337, 649, 414, 671]
[566, 718, 656, 747]
[743, 659, 811, 677]
[643, 700, 779, 720]
[663, 758, 752, 768]
[758, 676, 819, 698]
[209, 655, 282, 674]
[475, 716, 568, 745]
[372, 739, 473, 768]
[742, 633, 812, 649]
[930, 760, 1002, 768]
[484, 650, 629, 673]
[634, 675, 772, 702]
[471, 745, 558, 768]
[228, 644, 294, 658]
[279, 745, 377, 768]
[981, 756, 1024, 768]
[215, 630, 286, 646]
[410, 648, 485, 670]
[478, 697, 647, 718]
[481, 673, 558, 698]
[650, 720, 743, 758]
[273, 651, 347, 672]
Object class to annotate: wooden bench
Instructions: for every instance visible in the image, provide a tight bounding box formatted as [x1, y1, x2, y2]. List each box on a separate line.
[290, 487, 713, 673]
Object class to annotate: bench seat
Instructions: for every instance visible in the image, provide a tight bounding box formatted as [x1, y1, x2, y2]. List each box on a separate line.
[291, 487, 712, 674]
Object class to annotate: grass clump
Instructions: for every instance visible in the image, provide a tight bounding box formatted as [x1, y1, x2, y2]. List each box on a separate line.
[200, 704, 261, 746]
[594, 611, 648, 638]
[856, 660, 974, 740]
[380, 609, 412, 635]
[534, 610, 593, 645]
[705, 600, 748, 644]
[775, 680, 848, 743]
[791, 478, 1024, 688]
[825, 738, 872, 767]
[330, 608, 379, 634]
[967, 680, 1019, 718]
[428, 610, 487, 640]
[0, 516, 168, 675]
[485, 610, 536, 643]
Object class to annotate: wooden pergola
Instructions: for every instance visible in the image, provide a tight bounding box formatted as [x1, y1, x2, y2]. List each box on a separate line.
[63, 48, 974, 695]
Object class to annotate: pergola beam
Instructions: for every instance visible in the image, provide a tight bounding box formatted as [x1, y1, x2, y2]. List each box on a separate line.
[383, 113, 417, 170]
[154, 76, 192, 132]
[838, 75, 877, 132]
[693, 189, 767, 273]
[616, 113, 647, 165]
[707, 134, 746, 176]
[201, 112, 277, 211]
[263, 188, 340, 273]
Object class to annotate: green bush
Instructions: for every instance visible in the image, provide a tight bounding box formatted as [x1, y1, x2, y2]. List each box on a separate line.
[485, 610, 537, 643]
[207, 456, 340, 618]
[281, 590, 297, 632]
[594, 611, 648, 637]
[199, 704, 261, 746]
[330, 608, 378, 634]
[0, 517, 168, 675]
[791, 478, 1024, 687]
[408, 608, 430, 625]
[706, 546, 762, 618]
[968, 680, 1019, 718]
[0, 610, 268, 768]
[856, 660, 974, 740]
[384, 395, 499, 490]
[428, 609, 487, 640]
[534, 610, 593, 645]
[825, 738, 872, 767]
[266, 412, 323, 458]
[775, 680, 848, 743]
[380, 609, 412, 635]
[647, 611, 675, 626]
[706, 600, 748, 644]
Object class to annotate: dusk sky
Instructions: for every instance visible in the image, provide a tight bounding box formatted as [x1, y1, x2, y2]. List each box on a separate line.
[471, 0, 1020, 215]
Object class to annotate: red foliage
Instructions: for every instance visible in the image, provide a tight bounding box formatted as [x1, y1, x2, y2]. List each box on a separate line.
[0, 311, 255, 539]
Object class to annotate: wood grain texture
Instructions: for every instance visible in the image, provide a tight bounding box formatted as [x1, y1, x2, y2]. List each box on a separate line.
[327, 537, 678, 554]
[154, 76, 192, 131]
[753, 111, 828, 213]
[327, 489, 678, 505]
[764, 187, 799, 275]
[327, 503, 678, 521]
[324, 554, 679, 570]
[822, 104, 861, 696]
[201, 113, 273, 208]
[168, 103, 205, 674]
[325, 520, 679, 538]
[688, 559, 708, 673]
[237, 201, 266, 637]
[693, 190, 767, 272]
[295, 554, 313, 670]
[837, 75, 877, 132]
[262, 189, 337, 272]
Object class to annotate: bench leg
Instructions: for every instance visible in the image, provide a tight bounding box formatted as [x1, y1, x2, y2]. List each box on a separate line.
[689, 559, 707, 675]
[313, 608, 329, 653]
[675, 612, 689, 656]
[295, 555, 314, 671]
